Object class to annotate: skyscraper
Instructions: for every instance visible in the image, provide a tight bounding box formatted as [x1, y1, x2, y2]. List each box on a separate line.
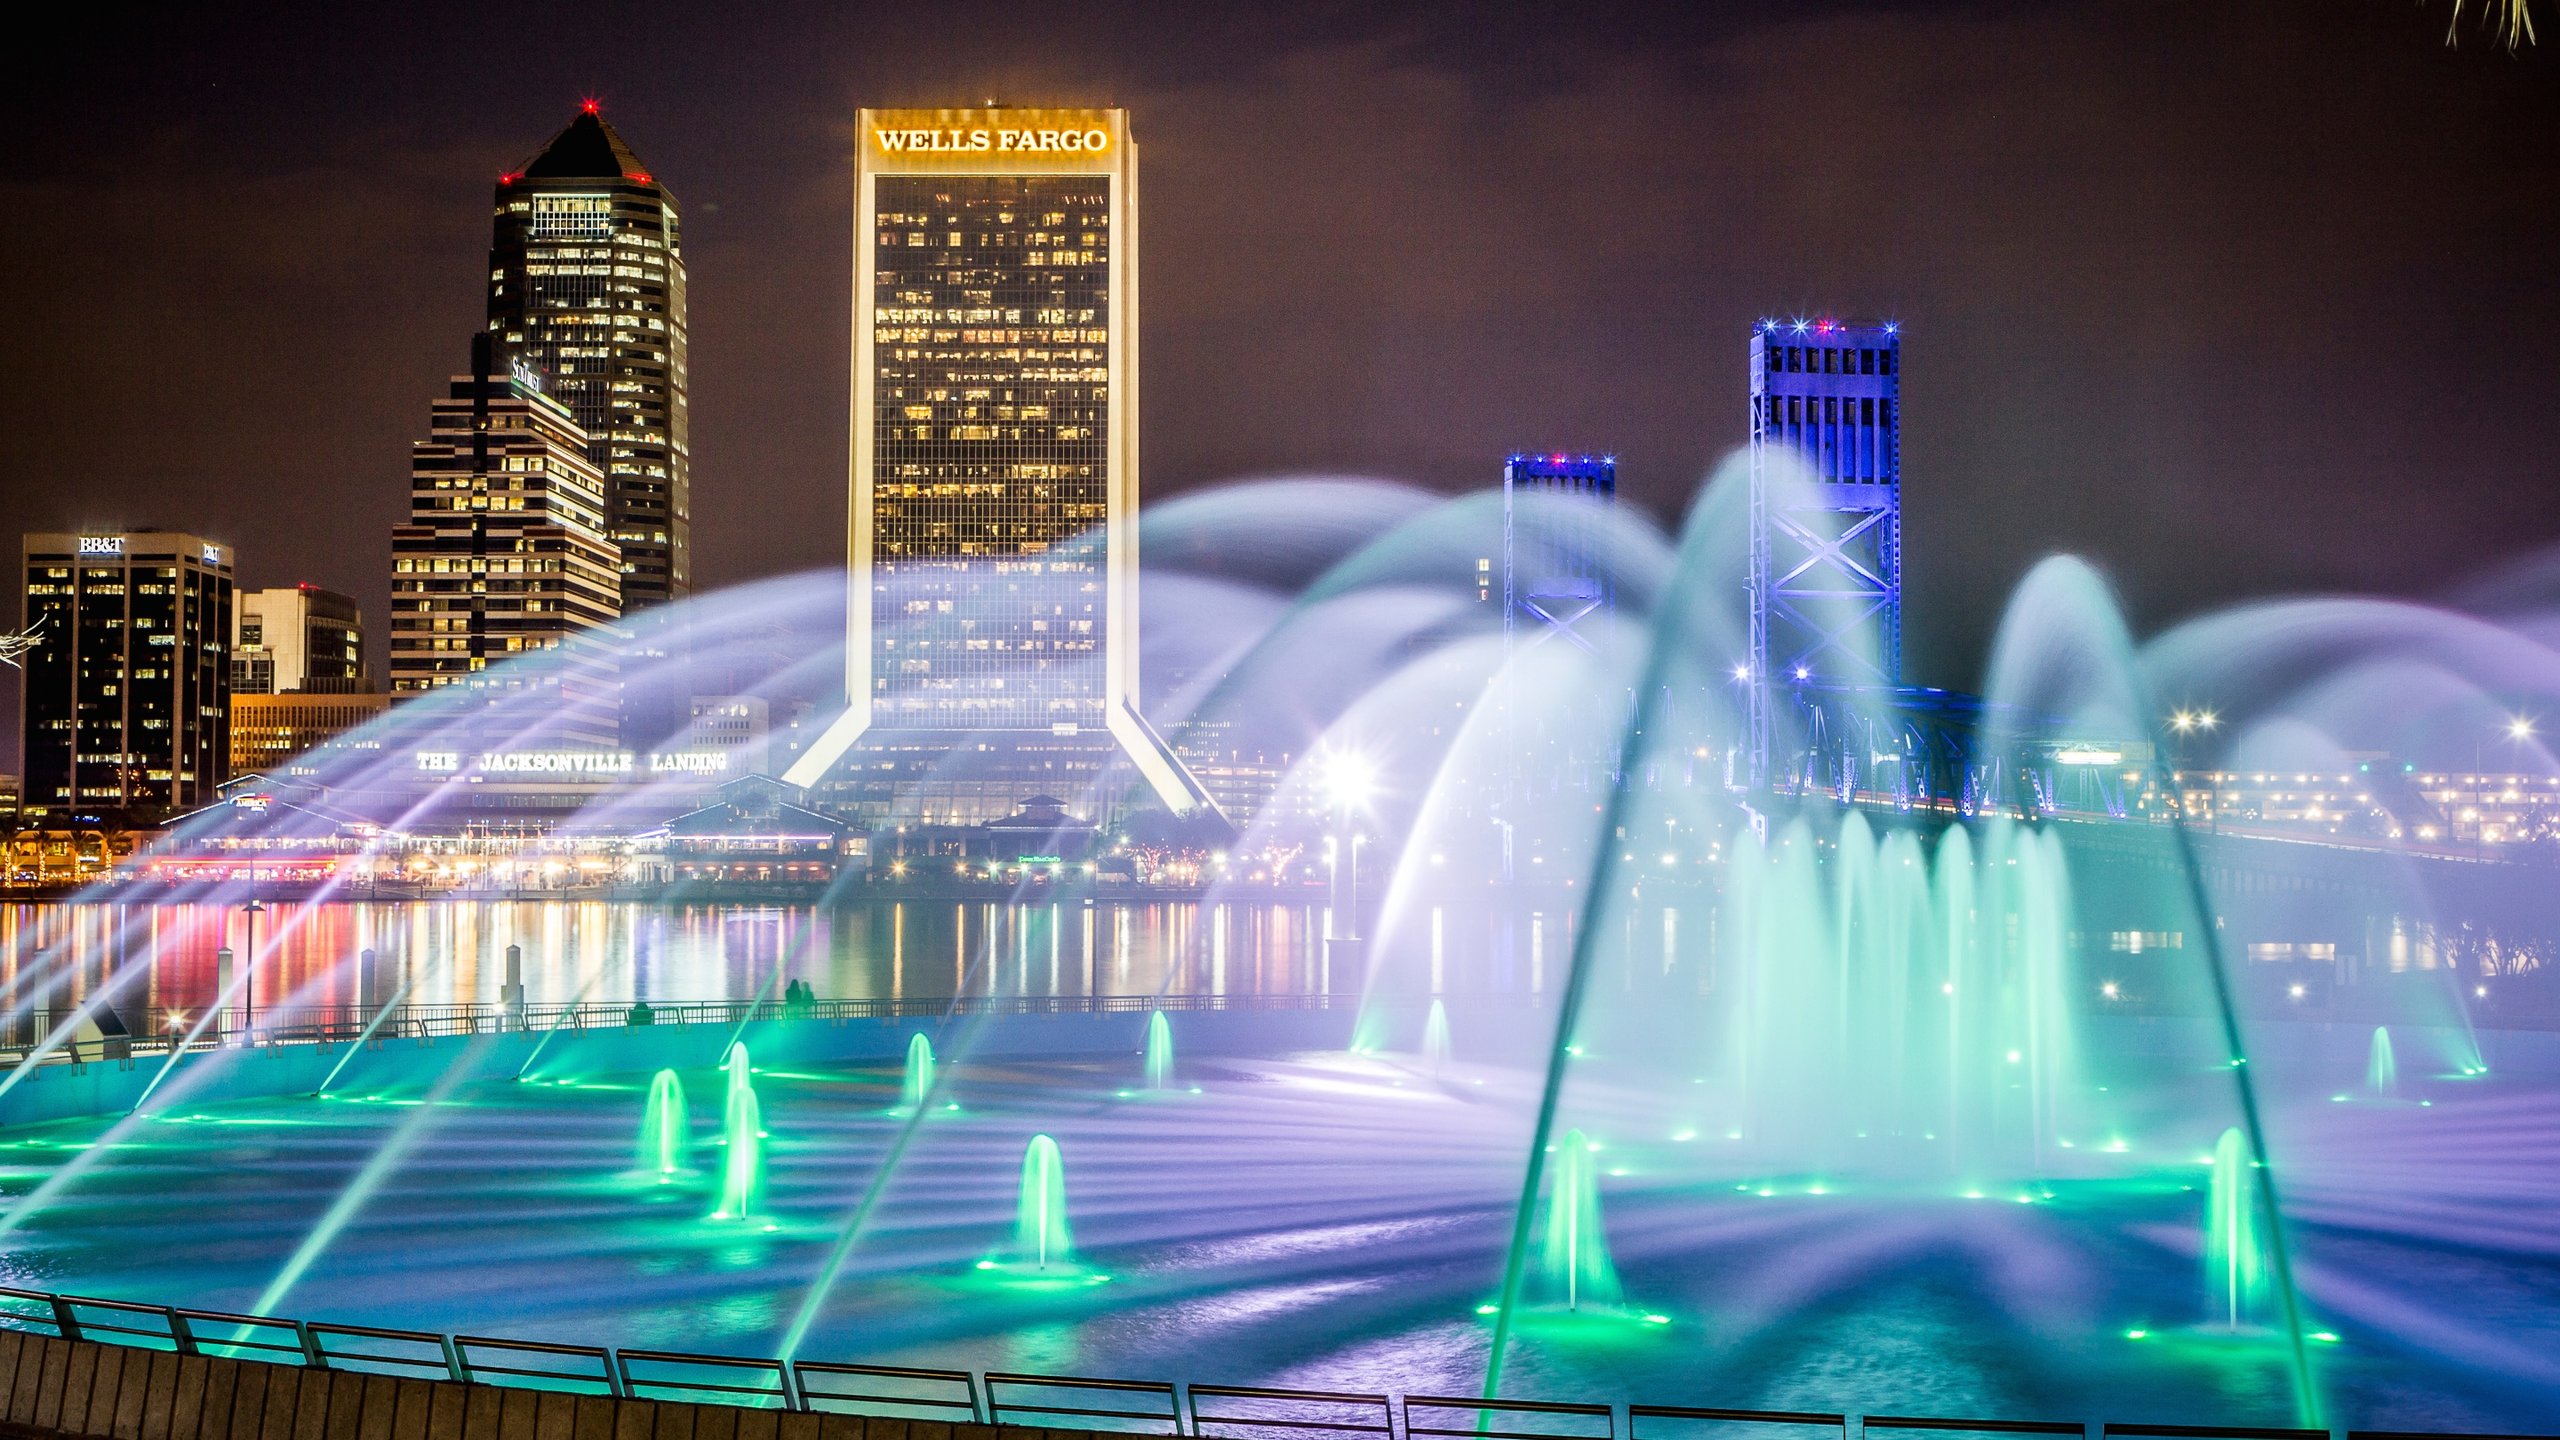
[784, 106, 1209, 819]
[231, 585, 365, 695]
[1746, 318, 1902, 783]
[389, 335, 622, 743]
[487, 104, 690, 608]
[17, 531, 233, 819]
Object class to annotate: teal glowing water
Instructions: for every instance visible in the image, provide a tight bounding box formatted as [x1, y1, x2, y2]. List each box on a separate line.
[2206, 1126, 2270, 1330]
[2367, 1028, 2397, 1099]
[902, 1034, 935, 1111]
[715, 1044, 763, 1220]
[1013, 1133, 1072, 1269]
[1534, 1128, 1619, 1312]
[640, 1069, 688, 1176]
[1145, 1012, 1173, 1092]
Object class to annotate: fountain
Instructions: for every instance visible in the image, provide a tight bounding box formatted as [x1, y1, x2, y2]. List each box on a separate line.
[714, 1044, 763, 1220]
[638, 1069, 689, 1178]
[1012, 1134, 1072, 1270]
[19, 469, 2560, 1425]
[2205, 1126, 2270, 1330]
[1533, 1129, 1620, 1313]
[2367, 1026, 2398, 1099]
[901, 1033, 935, 1112]
[1144, 1011, 1173, 1092]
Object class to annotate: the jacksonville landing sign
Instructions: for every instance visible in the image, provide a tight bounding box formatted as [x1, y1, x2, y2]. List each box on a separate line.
[414, 748, 732, 780]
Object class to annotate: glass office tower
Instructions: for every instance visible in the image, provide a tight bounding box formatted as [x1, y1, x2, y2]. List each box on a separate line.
[17, 532, 233, 819]
[785, 107, 1209, 820]
[487, 104, 690, 609]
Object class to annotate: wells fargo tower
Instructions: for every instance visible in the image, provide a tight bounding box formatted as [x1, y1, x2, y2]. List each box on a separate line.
[785, 107, 1208, 819]
[487, 103, 690, 609]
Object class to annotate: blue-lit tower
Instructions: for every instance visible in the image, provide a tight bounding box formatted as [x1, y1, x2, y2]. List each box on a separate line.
[1747, 318, 1901, 786]
[1501, 452, 1617, 654]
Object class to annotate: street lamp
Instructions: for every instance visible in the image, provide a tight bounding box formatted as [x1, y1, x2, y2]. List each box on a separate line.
[240, 897, 267, 1038]
[1318, 750, 1373, 956]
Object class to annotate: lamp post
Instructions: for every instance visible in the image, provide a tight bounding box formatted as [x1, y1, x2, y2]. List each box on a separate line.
[240, 897, 267, 1039]
[1321, 752, 1374, 964]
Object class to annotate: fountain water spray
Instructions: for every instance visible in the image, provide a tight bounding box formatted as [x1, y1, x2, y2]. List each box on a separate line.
[1535, 1129, 1620, 1312]
[901, 1033, 935, 1111]
[1422, 998, 1451, 1075]
[2206, 1126, 2270, 1330]
[713, 1043, 764, 1219]
[2367, 1026, 2398, 1099]
[1144, 1011, 1173, 1091]
[255, 1036, 496, 1317]
[1014, 1133, 1072, 1269]
[639, 1069, 689, 1177]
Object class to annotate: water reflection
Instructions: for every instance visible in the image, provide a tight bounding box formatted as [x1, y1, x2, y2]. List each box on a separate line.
[0, 900, 1339, 1017]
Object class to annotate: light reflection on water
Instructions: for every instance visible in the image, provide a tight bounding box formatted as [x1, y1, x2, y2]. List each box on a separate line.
[0, 899, 1341, 1014]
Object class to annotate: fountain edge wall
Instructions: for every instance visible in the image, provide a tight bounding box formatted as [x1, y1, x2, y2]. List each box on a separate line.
[0, 1326, 1063, 1440]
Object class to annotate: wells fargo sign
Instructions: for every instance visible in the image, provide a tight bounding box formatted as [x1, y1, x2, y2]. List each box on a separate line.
[862, 109, 1124, 168]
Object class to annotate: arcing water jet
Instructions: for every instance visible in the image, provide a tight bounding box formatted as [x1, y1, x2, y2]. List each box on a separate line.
[639, 1069, 689, 1177]
[1144, 1011, 1173, 1091]
[1014, 1133, 1072, 1269]
[714, 1043, 764, 1219]
[1535, 1129, 1620, 1312]
[902, 1033, 935, 1111]
[2206, 1126, 2269, 1330]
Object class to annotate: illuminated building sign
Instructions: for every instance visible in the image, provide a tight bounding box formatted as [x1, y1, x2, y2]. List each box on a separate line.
[509, 358, 546, 394]
[2054, 745, 2126, 767]
[77, 536, 124, 555]
[873, 126, 1111, 155]
[414, 748, 732, 778]
[200, 544, 222, 564]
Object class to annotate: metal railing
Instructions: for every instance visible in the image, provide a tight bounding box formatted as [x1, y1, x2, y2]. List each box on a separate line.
[0, 1284, 2544, 1440]
[0, 989, 1354, 1068]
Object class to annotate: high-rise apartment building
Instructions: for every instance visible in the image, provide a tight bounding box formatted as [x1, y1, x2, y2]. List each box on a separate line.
[389, 335, 623, 741]
[1746, 318, 1902, 782]
[17, 532, 233, 818]
[231, 585, 365, 695]
[784, 107, 1209, 820]
[487, 104, 690, 608]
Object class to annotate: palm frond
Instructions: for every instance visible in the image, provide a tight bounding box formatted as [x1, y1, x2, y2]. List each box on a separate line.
[2440, 0, 2538, 50]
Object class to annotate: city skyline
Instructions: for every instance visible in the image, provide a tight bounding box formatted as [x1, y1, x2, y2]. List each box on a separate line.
[2, 2, 2557, 778]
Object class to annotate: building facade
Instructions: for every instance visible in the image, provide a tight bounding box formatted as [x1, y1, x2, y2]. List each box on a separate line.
[17, 532, 234, 819]
[1500, 452, 1618, 653]
[389, 335, 623, 740]
[231, 585, 365, 695]
[1747, 318, 1902, 783]
[785, 107, 1210, 821]
[229, 692, 392, 777]
[487, 104, 690, 608]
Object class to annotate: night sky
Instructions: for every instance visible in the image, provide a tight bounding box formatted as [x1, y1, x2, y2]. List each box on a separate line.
[3, 0, 2556, 767]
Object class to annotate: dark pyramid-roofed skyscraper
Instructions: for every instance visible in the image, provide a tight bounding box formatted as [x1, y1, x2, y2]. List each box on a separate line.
[488, 103, 690, 609]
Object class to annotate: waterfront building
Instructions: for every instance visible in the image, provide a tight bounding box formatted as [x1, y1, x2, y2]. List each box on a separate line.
[16, 531, 234, 819]
[389, 334, 623, 745]
[1746, 317, 1903, 783]
[231, 585, 366, 694]
[487, 104, 690, 608]
[783, 106, 1212, 824]
[228, 692, 392, 777]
